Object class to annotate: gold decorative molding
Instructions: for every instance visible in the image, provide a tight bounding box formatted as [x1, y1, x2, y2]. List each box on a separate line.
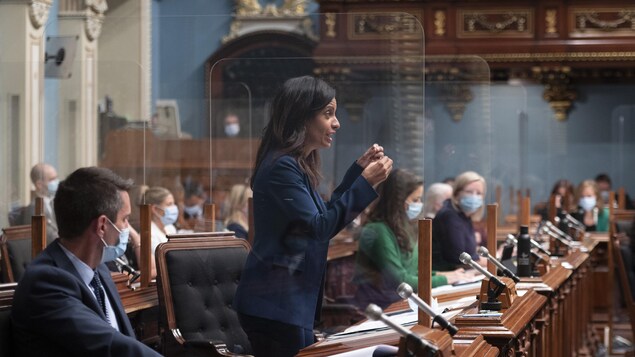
[533, 67, 577, 121]
[570, 7, 635, 37]
[349, 13, 422, 40]
[29, 0, 53, 29]
[457, 9, 534, 38]
[325, 13, 337, 38]
[224, 0, 315, 43]
[427, 68, 474, 122]
[473, 51, 635, 63]
[545, 9, 557, 35]
[434, 10, 446, 36]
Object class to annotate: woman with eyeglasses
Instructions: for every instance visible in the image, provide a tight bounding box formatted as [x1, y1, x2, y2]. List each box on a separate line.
[432, 171, 488, 271]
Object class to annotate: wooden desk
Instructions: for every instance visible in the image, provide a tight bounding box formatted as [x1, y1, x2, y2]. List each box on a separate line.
[304, 233, 606, 357]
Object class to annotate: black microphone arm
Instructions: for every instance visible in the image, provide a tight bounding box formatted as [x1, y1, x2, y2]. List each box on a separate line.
[511, 232, 553, 255]
[365, 304, 438, 355]
[458, 252, 506, 288]
[115, 258, 141, 284]
[396, 283, 459, 336]
[477, 246, 520, 283]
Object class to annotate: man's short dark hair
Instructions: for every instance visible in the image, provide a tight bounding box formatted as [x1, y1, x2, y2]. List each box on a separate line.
[595, 173, 612, 185]
[54, 167, 133, 239]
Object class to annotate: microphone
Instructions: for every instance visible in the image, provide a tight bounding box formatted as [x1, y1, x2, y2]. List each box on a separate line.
[540, 226, 574, 248]
[564, 213, 585, 229]
[396, 283, 459, 336]
[544, 221, 573, 241]
[116, 258, 141, 284]
[477, 247, 520, 283]
[365, 304, 438, 354]
[507, 233, 551, 255]
[459, 252, 505, 288]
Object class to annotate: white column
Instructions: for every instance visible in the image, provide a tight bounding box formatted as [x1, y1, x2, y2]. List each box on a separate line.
[58, 0, 107, 170]
[0, 0, 51, 209]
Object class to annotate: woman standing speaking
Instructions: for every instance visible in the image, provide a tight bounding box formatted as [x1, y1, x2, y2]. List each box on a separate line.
[234, 76, 392, 356]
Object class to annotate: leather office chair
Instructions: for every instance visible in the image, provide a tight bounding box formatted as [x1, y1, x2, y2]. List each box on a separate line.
[156, 234, 252, 357]
[0, 225, 32, 283]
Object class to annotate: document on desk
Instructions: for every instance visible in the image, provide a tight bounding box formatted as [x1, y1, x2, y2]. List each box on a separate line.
[329, 344, 399, 357]
[431, 280, 482, 296]
[333, 309, 418, 335]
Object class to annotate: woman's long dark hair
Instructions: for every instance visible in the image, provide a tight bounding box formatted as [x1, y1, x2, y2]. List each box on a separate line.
[367, 169, 423, 253]
[251, 76, 336, 189]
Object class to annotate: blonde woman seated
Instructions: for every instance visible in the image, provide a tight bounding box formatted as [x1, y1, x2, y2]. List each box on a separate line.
[224, 184, 252, 239]
[144, 186, 179, 278]
[572, 179, 608, 232]
[432, 171, 488, 271]
[353, 169, 472, 309]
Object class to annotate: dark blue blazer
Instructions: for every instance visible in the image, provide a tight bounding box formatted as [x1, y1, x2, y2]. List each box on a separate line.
[11, 240, 161, 357]
[431, 199, 479, 271]
[234, 153, 377, 329]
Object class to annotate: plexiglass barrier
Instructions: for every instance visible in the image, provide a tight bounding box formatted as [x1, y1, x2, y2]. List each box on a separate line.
[2, 8, 634, 348]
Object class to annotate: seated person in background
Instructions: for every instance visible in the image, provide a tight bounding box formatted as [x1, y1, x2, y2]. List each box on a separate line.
[423, 182, 453, 219]
[571, 180, 608, 232]
[179, 178, 207, 232]
[432, 171, 488, 271]
[537, 179, 576, 220]
[353, 169, 472, 309]
[144, 186, 179, 278]
[11, 163, 60, 243]
[224, 183, 252, 239]
[596, 173, 635, 209]
[11, 167, 161, 356]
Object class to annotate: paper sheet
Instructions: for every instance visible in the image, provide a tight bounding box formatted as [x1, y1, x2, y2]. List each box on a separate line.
[329, 344, 399, 357]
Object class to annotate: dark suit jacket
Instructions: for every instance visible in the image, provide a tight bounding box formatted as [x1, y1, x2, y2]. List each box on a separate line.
[11, 240, 161, 357]
[432, 199, 479, 271]
[233, 153, 377, 329]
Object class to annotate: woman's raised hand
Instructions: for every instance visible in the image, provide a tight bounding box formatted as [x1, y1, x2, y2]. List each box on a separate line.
[356, 144, 385, 169]
[362, 156, 393, 188]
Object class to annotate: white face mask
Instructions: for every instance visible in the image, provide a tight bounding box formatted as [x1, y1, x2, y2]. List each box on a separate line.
[225, 123, 240, 137]
[579, 196, 597, 211]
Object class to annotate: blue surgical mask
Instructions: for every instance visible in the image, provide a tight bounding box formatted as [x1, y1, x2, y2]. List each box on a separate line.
[47, 179, 59, 197]
[101, 218, 130, 263]
[579, 196, 597, 211]
[161, 205, 179, 226]
[406, 202, 423, 220]
[459, 195, 483, 214]
[183, 204, 203, 218]
[600, 191, 609, 202]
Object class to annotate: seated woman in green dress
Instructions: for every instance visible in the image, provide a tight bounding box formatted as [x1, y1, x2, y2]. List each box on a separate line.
[352, 169, 472, 309]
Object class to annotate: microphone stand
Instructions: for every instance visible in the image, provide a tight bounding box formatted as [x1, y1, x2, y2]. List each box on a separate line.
[459, 252, 507, 311]
[365, 304, 438, 357]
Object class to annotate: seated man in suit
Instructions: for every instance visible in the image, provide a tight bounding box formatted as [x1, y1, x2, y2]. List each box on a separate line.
[11, 167, 161, 356]
[10, 163, 59, 243]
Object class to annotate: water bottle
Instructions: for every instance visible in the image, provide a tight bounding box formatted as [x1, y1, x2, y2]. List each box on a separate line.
[517, 225, 532, 277]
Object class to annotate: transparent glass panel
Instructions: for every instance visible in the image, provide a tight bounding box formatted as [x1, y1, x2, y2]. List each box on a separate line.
[209, 11, 425, 224]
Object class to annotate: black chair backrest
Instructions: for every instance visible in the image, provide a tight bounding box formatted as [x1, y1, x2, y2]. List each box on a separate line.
[156, 236, 252, 355]
[0, 283, 17, 357]
[1, 225, 32, 283]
